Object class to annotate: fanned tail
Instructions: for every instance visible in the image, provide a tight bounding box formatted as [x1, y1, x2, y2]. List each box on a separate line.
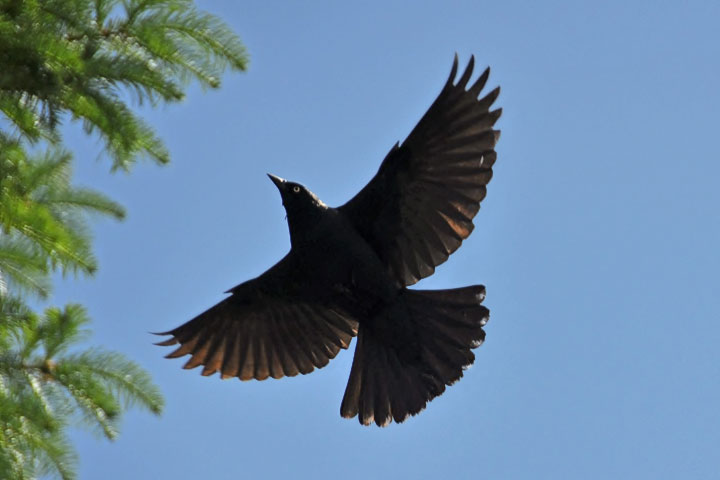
[340, 285, 489, 426]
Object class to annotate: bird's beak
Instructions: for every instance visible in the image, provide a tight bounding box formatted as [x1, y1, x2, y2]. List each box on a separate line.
[267, 173, 286, 191]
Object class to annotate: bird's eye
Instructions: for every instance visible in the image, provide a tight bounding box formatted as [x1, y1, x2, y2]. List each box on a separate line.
[292, 186, 301, 193]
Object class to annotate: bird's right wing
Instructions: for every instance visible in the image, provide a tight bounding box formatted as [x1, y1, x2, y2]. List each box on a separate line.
[339, 55, 501, 286]
[156, 258, 359, 380]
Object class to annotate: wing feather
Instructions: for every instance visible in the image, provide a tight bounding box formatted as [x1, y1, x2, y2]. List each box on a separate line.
[339, 55, 501, 285]
[157, 269, 359, 381]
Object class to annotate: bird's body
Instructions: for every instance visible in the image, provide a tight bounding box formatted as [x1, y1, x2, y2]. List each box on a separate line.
[231, 199, 396, 315]
[157, 55, 501, 426]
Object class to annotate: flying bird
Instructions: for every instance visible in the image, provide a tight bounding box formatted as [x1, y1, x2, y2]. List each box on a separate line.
[156, 55, 501, 426]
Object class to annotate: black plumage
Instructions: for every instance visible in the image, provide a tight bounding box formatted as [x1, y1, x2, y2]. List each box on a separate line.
[156, 55, 501, 426]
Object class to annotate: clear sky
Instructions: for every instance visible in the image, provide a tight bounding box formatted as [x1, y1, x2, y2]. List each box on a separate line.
[53, 1, 719, 479]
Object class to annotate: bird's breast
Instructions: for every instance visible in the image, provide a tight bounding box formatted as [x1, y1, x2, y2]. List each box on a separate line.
[290, 208, 398, 308]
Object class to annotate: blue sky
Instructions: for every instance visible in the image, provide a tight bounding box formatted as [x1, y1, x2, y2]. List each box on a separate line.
[52, 1, 720, 478]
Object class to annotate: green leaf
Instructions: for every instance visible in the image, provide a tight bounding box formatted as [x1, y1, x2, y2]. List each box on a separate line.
[0, 0, 248, 169]
[0, 298, 164, 477]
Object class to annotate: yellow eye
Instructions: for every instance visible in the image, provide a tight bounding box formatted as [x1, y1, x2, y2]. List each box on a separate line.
[292, 186, 301, 193]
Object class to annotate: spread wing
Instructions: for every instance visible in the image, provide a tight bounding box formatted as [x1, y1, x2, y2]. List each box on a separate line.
[156, 256, 359, 380]
[339, 55, 501, 286]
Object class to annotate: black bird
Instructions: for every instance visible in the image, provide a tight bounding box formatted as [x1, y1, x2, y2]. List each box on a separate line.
[156, 55, 501, 426]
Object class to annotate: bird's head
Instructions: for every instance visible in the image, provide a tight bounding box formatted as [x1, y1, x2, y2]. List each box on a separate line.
[267, 174, 327, 241]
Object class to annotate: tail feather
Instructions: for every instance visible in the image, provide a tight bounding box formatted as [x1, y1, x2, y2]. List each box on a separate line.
[340, 285, 489, 426]
[372, 345, 392, 426]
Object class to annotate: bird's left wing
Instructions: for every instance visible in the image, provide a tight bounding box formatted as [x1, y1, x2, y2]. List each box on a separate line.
[339, 55, 501, 286]
[156, 259, 359, 380]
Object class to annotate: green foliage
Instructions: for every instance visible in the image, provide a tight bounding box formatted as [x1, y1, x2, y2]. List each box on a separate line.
[0, 300, 164, 479]
[0, 0, 248, 478]
[0, 0, 248, 170]
[0, 135, 125, 297]
[0, 139, 140, 478]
